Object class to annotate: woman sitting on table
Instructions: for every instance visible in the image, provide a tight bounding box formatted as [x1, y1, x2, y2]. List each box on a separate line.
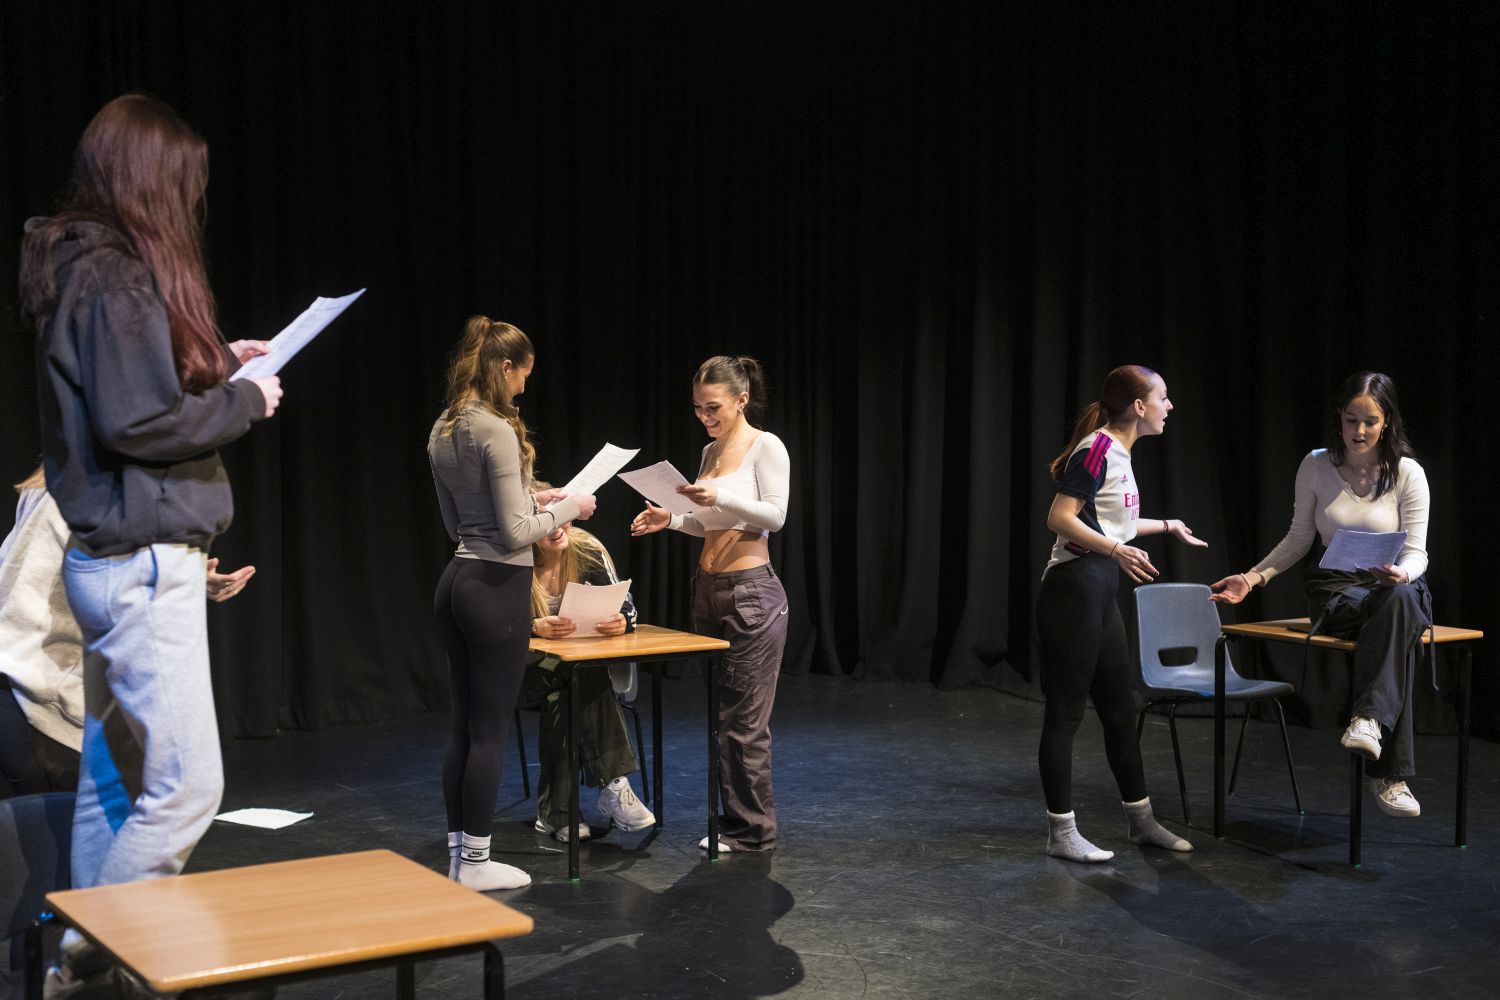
[1211, 371, 1431, 819]
[524, 506, 656, 842]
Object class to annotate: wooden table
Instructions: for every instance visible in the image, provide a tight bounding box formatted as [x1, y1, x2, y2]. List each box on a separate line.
[1214, 619, 1484, 866]
[26, 850, 533, 998]
[529, 624, 730, 880]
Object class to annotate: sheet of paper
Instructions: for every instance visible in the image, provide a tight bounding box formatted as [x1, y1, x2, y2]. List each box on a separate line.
[230, 288, 366, 380]
[1318, 529, 1407, 572]
[556, 579, 632, 634]
[214, 807, 314, 830]
[617, 461, 698, 515]
[561, 443, 641, 497]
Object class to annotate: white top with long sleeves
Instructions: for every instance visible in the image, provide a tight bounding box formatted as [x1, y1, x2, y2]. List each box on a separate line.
[1252, 450, 1430, 583]
[669, 432, 790, 537]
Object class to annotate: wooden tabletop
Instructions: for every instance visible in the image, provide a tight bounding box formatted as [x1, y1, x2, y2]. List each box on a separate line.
[45, 850, 533, 993]
[529, 622, 730, 662]
[1222, 618, 1484, 650]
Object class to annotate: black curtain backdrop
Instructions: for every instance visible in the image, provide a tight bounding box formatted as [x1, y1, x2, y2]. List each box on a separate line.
[2, 2, 1496, 741]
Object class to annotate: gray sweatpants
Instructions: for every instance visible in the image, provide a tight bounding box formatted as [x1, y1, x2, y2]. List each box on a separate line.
[692, 565, 788, 851]
[63, 541, 222, 889]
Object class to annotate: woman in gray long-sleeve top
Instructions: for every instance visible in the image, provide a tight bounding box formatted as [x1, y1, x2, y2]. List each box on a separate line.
[428, 316, 597, 891]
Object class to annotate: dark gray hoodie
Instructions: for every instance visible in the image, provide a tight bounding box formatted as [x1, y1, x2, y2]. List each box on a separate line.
[29, 217, 265, 556]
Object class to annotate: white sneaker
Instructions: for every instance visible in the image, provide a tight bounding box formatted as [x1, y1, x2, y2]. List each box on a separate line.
[1341, 717, 1382, 760]
[1368, 777, 1421, 817]
[598, 777, 656, 832]
[534, 816, 591, 842]
[698, 836, 733, 854]
[457, 858, 532, 891]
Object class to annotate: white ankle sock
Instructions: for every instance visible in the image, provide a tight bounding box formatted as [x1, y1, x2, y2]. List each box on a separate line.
[457, 832, 531, 891]
[1123, 797, 1193, 852]
[1046, 810, 1114, 863]
[447, 831, 460, 880]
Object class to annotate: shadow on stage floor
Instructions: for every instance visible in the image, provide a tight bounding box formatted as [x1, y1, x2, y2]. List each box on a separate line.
[193, 673, 1500, 999]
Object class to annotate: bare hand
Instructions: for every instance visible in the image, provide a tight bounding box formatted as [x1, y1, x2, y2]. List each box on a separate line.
[1166, 519, 1208, 548]
[1209, 574, 1252, 605]
[571, 494, 597, 520]
[250, 376, 283, 419]
[227, 340, 271, 364]
[1369, 563, 1408, 587]
[677, 483, 718, 507]
[534, 487, 568, 508]
[533, 615, 576, 639]
[630, 503, 671, 536]
[206, 558, 255, 602]
[1112, 544, 1159, 584]
[593, 613, 627, 637]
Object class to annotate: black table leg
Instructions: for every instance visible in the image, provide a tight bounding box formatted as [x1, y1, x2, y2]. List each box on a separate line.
[1457, 645, 1472, 848]
[483, 942, 506, 1000]
[397, 961, 415, 999]
[652, 662, 664, 826]
[707, 652, 721, 859]
[1214, 634, 1228, 838]
[1349, 753, 1362, 867]
[567, 666, 581, 882]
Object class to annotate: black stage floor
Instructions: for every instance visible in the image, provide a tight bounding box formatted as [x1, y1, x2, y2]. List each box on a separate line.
[195, 674, 1500, 999]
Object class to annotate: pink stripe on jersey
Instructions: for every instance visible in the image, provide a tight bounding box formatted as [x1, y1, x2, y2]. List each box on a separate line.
[1083, 433, 1112, 477]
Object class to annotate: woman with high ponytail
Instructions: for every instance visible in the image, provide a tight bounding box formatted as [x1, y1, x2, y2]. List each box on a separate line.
[630, 355, 790, 853]
[428, 316, 597, 890]
[1037, 365, 1205, 863]
[20, 93, 282, 956]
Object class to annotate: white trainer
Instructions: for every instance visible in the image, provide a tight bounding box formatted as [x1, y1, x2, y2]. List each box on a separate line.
[1340, 717, 1382, 760]
[1368, 777, 1421, 817]
[534, 816, 591, 842]
[598, 777, 656, 832]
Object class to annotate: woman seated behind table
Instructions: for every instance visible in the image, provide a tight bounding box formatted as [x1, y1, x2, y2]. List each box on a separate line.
[523, 505, 656, 842]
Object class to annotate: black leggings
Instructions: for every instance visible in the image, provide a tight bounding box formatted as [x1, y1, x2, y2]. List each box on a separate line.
[1036, 555, 1148, 814]
[434, 557, 531, 836]
[0, 676, 79, 799]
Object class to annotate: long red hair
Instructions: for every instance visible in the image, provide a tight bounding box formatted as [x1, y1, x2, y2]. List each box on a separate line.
[20, 94, 226, 391]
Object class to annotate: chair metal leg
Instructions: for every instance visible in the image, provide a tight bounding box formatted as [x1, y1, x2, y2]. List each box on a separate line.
[25, 913, 52, 1000]
[1228, 707, 1251, 796]
[1456, 645, 1471, 848]
[624, 701, 650, 805]
[1270, 699, 1303, 814]
[397, 962, 415, 1000]
[513, 707, 531, 800]
[1136, 704, 1149, 741]
[1166, 704, 1191, 827]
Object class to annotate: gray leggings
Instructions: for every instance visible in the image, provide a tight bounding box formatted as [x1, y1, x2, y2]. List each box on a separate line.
[692, 565, 788, 851]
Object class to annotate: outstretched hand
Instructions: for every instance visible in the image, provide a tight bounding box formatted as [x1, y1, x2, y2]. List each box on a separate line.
[1166, 519, 1208, 548]
[630, 503, 670, 536]
[1209, 574, 1251, 604]
[206, 558, 255, 602]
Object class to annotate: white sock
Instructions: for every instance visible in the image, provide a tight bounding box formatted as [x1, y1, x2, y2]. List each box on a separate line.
[1123, 797, 1193, 852]
[1046, 810, 1114, 863]
[457, 832, 531, 891]
[447, 831, 460, 880]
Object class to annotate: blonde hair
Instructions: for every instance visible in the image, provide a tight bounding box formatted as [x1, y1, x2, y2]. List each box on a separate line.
[530, 526, 613, 618]
[438, 316, 536, 475]
[14, 465, 46, 493]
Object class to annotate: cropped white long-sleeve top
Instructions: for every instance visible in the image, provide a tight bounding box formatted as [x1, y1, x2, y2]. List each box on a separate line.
[668, 431, 790, 537]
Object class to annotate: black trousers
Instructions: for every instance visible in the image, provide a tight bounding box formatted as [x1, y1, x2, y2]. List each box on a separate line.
[1036, 555, 1148, 814]
[434, 557, 531, 836]
[1305, 572, 1432, 779]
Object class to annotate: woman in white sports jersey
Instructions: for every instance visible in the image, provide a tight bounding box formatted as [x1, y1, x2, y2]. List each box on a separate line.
[1211, 372, 1432, 819]
[1037, 365, 1205, 863]
[630, 356, 790, 852]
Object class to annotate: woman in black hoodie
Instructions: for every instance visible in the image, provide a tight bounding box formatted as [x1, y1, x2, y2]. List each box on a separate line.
[20, 92, 282, 935]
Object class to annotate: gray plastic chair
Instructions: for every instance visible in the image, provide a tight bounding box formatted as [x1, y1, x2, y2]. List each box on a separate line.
[1134, 583, 1302, 825]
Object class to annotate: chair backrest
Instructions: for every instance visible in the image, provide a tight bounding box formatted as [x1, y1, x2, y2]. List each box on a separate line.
[1, 791, 73, 963]
[1133, 583, 1237, 690]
